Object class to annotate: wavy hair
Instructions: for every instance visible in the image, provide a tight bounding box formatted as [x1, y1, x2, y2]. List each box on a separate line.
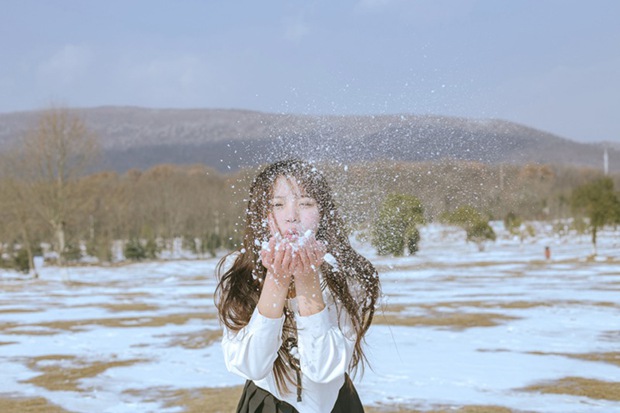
[215, 159, 380, 395]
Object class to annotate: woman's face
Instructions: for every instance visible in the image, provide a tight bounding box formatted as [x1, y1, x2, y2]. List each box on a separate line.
[268, 176, 320, 238]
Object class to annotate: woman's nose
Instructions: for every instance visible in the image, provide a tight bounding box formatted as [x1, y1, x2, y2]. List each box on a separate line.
[284, 205, 300, 222]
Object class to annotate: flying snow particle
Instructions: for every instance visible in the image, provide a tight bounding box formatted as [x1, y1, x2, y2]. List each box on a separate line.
[324, 253, 339, 271]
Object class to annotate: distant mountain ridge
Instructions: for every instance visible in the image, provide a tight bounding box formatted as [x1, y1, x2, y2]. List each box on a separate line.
[0, 106, 615, 173]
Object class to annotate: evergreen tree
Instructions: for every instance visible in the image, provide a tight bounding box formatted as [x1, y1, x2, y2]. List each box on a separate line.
[372, 193, 425, 256]
[571, 177, 620, 254]
[441, 205, 496, 251]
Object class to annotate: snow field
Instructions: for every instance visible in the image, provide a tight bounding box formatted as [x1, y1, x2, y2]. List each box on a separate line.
[1, 223, 619, 412]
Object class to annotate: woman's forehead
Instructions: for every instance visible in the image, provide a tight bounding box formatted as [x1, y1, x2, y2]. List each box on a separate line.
[272, 175, 308, 196]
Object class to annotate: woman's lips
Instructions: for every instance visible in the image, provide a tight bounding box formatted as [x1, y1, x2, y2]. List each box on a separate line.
[283, 229, 300, 239]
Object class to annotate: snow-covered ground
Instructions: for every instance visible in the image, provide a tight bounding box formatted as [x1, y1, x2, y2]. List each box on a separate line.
[1, 223, 619, 412]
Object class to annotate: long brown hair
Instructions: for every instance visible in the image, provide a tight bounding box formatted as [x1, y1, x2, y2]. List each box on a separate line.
[215, 159, 380, 394]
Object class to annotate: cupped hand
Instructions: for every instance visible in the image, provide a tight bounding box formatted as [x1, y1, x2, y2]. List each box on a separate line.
[260, 236, 294, 288]
[292, 235, 326, 283]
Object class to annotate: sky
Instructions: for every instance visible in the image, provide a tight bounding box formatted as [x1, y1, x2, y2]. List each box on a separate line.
[1, 0, 619, 143]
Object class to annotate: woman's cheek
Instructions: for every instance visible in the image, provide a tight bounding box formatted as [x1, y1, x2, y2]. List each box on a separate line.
[266, 214, 279, 236]
[303, 209, 320, 233]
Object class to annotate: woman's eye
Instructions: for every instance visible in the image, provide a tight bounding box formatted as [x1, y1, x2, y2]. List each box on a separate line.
[300, 200, 316, 207]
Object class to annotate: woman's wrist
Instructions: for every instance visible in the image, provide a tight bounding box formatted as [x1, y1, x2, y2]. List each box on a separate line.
[294, 273, 325, 316]
[257, 271, 291, 318]
[265, 269, 292, 291]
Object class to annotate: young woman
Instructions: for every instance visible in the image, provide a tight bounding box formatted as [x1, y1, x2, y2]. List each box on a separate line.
[215, 159, 380, 413]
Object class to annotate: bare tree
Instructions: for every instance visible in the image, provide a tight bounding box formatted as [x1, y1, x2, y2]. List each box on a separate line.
[0, 150, 42, 276]
[18, 107, 99, 265]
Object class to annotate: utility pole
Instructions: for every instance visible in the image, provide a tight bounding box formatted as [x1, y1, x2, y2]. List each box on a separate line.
[499, 164, 505, 192]
[604, 147, 609, 175]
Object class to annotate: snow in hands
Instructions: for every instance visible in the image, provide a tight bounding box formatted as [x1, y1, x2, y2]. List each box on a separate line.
[261, 229, 316, 254]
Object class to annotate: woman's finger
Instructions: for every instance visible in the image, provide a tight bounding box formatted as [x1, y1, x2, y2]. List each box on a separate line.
[260, 237, 276, 268]
[298, 245, 312, 273]
[274, 241, 287, 268]
[260, 248, 270, 265]
[303, 243, 317, 269]
[268, 236, 277, 253]
[281, 243, 293, 273]
[314, 239, 327, 264]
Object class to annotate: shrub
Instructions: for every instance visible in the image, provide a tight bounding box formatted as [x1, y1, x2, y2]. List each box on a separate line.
[124, 239, 146, 261]
[87, 237, 113, 263]
[504, 211, 522, 235]
[442, 205, 496, 251]
[14, 248, 30, 273]
[202, 233, 221, 257]
[467, 221, 496, 244]
[571, 177, 620, 252]
[63, 243, 82, 262]
[405, 226, 421, 255]
[372, 193, 425, 256]
[144, 238, 159, 259]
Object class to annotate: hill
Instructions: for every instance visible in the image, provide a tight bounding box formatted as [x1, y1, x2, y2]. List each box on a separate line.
[0, 107, 614, 173]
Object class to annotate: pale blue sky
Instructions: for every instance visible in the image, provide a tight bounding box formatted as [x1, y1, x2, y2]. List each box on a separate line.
[1, 0, 619, 142]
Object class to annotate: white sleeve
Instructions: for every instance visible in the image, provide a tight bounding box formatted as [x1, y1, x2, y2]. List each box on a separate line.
[296, 304, 355, 383]
[221, 307, 285, 381]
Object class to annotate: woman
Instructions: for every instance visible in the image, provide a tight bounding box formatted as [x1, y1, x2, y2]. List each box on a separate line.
[215, 159, 380, 413]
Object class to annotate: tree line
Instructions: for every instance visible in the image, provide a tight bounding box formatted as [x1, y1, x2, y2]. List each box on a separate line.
[367, 171, 620, 256]
[1, 109, 619, 275]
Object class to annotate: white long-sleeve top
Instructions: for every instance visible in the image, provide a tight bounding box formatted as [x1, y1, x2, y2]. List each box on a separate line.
[221, 287, 356, 413]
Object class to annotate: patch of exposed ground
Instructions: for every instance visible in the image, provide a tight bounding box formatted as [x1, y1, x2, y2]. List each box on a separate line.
[366, 403, 529, 413]
[23, 354, 148, 392]
[0, 308, 41, 314]
[124, 386, 526, 413]
[376, 297, 619, 330]
[383, 299, 619, 312]
[375, 311, 517, 329]
[1, 328, 60, 336]
[0, 395, 74, 413]
[527, 351, 620, 368]
[601, 330, 620, 342]
[1, 312, 216, 335]
[375, 261, 514, 273]
[520, 376, 620, 401]
[375, 257, 589, 274]
[185, 293, 216, 300]
[100, 302, 161, 312]
[382, 301, 542, 312]
[123, 385, 243, 413]
[375, 303, 518, 329]
[156, 329, 222, 349]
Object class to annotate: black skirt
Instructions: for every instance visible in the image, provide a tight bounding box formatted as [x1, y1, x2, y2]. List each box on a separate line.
[235, 374, 364, 413]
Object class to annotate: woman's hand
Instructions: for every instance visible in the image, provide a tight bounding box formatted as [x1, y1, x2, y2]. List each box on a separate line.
[291, 235, 326, 316]
[257, 232, 295, 319]
[260, 236, 294, 289]
[292, 236, 326, 285]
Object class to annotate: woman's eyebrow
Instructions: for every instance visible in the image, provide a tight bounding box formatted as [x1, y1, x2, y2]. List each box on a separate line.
[271, 192, 311, 199]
